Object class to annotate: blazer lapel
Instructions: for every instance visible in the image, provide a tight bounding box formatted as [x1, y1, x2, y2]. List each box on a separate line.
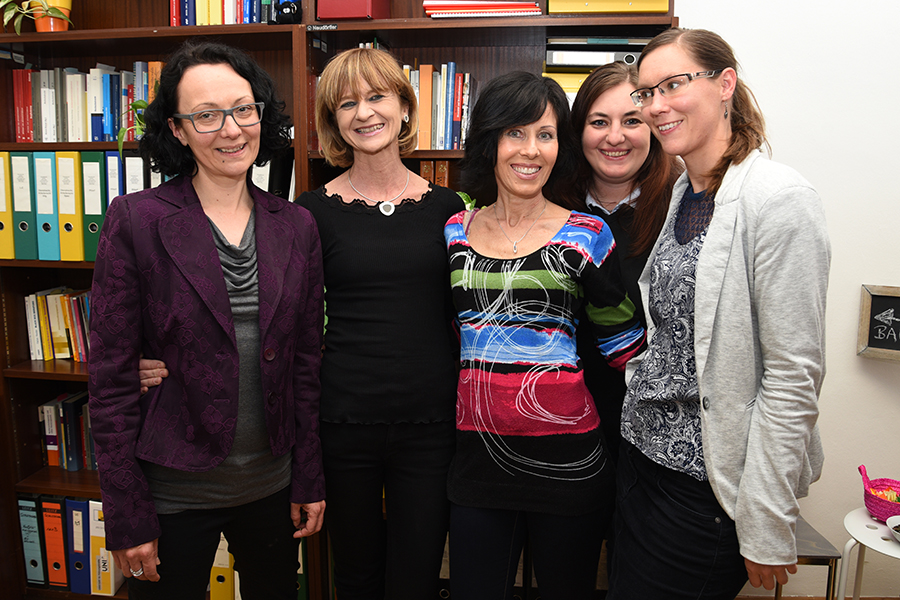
[158, 179, 235, 342]
[693, 151, 761, 379]
[253, 187, 294, 337]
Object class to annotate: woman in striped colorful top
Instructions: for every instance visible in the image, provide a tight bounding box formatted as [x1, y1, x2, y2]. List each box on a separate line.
[444, 71, 646, 600]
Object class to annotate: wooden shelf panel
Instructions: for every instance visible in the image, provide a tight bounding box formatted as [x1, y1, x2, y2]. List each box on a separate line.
[15, 466, 100, 497]
[3, 360, 89, 382]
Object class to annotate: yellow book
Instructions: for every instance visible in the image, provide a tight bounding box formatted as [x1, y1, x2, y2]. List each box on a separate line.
[56, 151, 85, 261]
[209, 533, 234, 600]
[208, 0, 223, 25]
[547, 0, 668, 13]
[196, 0, 210, 25]
[46, 293, 72, 360]
[89, 500, 124, 596]
[0, 152, 14, 258]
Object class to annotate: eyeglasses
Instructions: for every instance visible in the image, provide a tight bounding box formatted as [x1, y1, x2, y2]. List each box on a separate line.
[173, 102, 265, 133]
[630, 70, 724, 108]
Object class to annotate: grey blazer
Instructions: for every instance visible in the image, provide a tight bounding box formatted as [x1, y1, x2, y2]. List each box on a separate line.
[627, 150, 831, 565]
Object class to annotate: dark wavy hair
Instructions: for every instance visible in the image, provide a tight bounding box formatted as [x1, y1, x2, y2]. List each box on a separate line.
[140, 39, 292, 178]
[458, 71, 578, 205]
[638, 28, 768, 195]
[565, 62, 683, 256]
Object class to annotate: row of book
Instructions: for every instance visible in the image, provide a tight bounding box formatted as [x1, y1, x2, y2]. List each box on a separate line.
[423, 1, 542, 18]
[169, 0, 283, 26]
[0, 150, 294, 262]
[28, 287, 91, 363]
[11, 62, 162, 144]
[17, 495, 122, 594]
[405, 62, 476, 151]
[38, 391, 95, 472]
[17, 494, 308, 598]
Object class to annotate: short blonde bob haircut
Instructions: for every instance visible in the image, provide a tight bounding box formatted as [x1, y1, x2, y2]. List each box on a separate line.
[315, 47, 418, 168]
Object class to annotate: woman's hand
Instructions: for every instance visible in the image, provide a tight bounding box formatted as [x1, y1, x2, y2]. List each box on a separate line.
[138, 359, 168, 394]
[112, 539, 161, 582]
[744, 558, 797, 590]
[291, 501, 325, 538]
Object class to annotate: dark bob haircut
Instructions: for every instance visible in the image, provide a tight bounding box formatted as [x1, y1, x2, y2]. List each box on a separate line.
[140, 39, 292, 178]
[458, 71, 578, 205]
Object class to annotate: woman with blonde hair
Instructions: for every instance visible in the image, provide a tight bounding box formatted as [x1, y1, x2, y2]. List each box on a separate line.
[298, 47, 463, 599]
[607, 28, 830, 599]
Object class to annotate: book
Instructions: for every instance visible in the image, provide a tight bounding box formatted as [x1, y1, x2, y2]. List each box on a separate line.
[435, 159, 449, 188]
[0, 152, 13, 259]
[65, 71, 87, 142]
[65, 498, 91, 594]
[452, 71, 464, 149]
[89, 500, 125, 595]
[40, 496, 68, 590]
[18, 494, 47, 587]
[420, 160, 434, 183]
[46, 293, 72, 360]
[545, 49, 640, 67]
[81, 151, 107, 261]
[11, 152, 38, 260]
[34, 151, 61, 261]
[56, 151, 85, 261]
[443, 62, 456, 150]
[417, 64, 434, 151]
[61, 391, 89, 471]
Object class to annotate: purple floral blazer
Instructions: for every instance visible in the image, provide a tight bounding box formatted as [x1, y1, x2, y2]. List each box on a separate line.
[88, 175, 325, 551]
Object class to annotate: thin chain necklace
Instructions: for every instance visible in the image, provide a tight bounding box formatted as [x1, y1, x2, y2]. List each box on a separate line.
[347, 169, 410, 217]
[494, 200, 547, 254]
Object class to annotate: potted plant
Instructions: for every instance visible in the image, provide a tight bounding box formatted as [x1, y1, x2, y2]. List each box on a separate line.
[1, 0, 73, 34]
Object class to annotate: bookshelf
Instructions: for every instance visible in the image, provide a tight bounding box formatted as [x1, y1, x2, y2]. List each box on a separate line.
[0, 1, 677, 598]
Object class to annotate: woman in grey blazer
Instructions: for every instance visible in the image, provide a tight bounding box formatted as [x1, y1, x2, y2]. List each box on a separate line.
[606, 29, 831, 600]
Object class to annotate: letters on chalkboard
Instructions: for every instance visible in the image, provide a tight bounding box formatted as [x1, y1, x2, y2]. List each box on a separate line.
[857, 284, 900, 360]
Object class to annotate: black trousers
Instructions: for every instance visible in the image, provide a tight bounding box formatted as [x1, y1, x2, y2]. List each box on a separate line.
[320, 421, 455, 600]
[128, 486, 299, 600]
[606, 441, 748, 600]
[449, 503, 609, 600]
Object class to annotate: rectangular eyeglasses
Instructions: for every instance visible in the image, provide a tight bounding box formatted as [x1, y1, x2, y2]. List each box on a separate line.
[173, 102, 265, 133]
[630, 70, 724, 108]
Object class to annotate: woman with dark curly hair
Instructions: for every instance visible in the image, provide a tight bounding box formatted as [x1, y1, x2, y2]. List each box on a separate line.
[445, 71, 646, 600]
[89, 39, 325, 599]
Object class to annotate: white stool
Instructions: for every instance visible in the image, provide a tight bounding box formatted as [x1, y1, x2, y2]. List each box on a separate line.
[835, 507, 900, 600]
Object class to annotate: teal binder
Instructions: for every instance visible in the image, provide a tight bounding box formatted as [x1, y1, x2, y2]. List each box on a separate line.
[33, 151, 60, 261]
[10, 151, 38, 260]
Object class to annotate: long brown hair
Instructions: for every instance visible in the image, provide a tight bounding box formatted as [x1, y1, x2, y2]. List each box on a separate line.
[638, 28, 768, 195]
[566, 61, 682, 257]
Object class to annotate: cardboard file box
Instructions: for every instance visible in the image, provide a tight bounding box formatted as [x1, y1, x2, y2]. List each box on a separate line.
[317, 0, 391, 20]
[548, 0, 669, 14]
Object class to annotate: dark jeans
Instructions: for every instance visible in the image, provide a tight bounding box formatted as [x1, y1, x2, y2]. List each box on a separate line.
[449, 503, 608, 600]
[128, 487, 298, 600]
[606, 441, 748, 600]
[320, 421, 455, 600]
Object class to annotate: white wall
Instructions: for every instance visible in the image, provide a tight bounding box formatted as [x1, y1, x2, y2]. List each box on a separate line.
[673, 1, 900, 597]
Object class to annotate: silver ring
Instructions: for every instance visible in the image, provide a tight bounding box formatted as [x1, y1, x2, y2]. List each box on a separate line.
[130, 567, 144, 577]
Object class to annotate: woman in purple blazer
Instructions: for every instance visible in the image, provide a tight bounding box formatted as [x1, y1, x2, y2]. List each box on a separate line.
[88, 40, 325, 600]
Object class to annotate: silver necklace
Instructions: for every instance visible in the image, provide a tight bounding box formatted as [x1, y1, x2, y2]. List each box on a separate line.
[494, 200, 547, 254]
[347, 169, 410, 217]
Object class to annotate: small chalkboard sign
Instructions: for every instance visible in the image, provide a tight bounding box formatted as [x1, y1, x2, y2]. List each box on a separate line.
[857, 284, 900, 360]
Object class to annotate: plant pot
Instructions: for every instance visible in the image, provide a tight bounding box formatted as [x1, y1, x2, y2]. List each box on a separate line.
[28, 0, 72, 32]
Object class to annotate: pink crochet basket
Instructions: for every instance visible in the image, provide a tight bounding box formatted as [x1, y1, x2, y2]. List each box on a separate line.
[859, 465, 900, 522]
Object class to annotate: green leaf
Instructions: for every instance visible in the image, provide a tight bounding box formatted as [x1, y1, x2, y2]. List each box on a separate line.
[117, 127, 128, 162]
[457, 191, 477, 210]
[44, 6, 72, 24]
[13, 11, 23, 34]
[3, 4, 17, 28]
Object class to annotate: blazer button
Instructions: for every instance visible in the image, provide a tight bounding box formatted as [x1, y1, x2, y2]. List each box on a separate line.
[267, 391, 277, 405]
[264, 348, 276, 361]
[702, 396, 710, 410]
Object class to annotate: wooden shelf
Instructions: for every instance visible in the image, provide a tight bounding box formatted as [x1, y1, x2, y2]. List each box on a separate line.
[3, 360, 89, 382]
[15, 466, 100, 497]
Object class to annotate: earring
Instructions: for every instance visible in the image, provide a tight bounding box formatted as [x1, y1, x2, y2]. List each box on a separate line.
[403, 114, 409, 123]
[724, 104, 729, 119]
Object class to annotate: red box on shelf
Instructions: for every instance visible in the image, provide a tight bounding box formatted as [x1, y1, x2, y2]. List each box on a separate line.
[317, 0, 391, 20]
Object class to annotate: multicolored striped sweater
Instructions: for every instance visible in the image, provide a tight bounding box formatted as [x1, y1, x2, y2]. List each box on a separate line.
[444, 209, 646, 515]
